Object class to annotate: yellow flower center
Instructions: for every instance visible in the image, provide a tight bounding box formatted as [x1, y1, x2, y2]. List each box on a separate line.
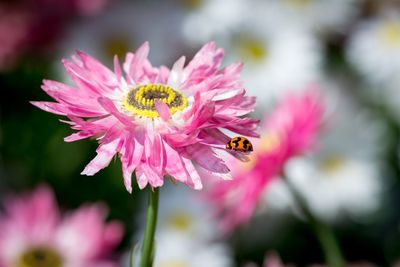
[285, 0, 313, 9]
[123, 84, 188, 118]
[319, 155, 345, 174]
[160, 261, 188, 267]
[103, 36, 131, 59]
[180, 0, 203, 9]
[234, 37, 268, 64]
[380, 21, 400, 48]
[167, 213, 193, 231]
[242, 133, 281, 172]
[258, 133, 281, 154]
[17, 247, 62, 267]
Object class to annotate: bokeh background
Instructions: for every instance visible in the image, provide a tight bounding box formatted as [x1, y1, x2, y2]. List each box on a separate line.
[1, 0, 400, 266]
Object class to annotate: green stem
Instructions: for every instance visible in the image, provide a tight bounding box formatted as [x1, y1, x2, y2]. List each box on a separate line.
[139, 187, 159, 267]
[284, 175, 345, 267]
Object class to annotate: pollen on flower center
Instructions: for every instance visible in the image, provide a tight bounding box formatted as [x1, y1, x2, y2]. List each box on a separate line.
[123, 84, 188, 118]
[160, 261, 189, 267]
[319, 155, 345, 174]
[234, 36, 268, 64]
[380, 21, 400, 48]
[259, 133, 281, 153]
[167, 213, 193, 231]
[285, 0, 313, 9]
[17, 247, 62, 267]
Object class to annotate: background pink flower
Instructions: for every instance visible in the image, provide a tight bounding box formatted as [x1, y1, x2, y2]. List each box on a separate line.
[0, 185, 123, 267]
[32, 42, 259, 192]
[207, 88, 324, 231]
[0, 4, 31, 71]
[0, 0, 109, 71]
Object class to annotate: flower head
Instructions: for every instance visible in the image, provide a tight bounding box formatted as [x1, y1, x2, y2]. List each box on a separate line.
[0, 4, 31, 71]
[347, 12, 400, 87]
[32, 42, 258, 192]
[267, 85, 385, 222]
[0, 186, 123, 267]
[128, 184, 233, 267]
[183, 1, 323, 110]
[206, 88, 324, 231]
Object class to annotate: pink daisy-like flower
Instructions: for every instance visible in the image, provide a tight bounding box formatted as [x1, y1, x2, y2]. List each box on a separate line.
[0, 185, 123, 267]
[207, 88, 324, 231]
[32, 42, 259, 193]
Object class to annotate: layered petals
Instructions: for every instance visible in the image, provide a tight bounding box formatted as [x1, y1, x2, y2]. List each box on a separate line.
[33, 42, 259, 192]
[0, 186, 123, 267]
[207, 88, 324, 231]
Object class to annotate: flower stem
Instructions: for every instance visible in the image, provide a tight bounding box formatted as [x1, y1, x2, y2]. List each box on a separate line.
[139, 187, 159, 267]
[283, 175, 345, 267]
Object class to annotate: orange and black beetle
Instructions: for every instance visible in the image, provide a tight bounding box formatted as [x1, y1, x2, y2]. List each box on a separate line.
[226, 136, 253, 153]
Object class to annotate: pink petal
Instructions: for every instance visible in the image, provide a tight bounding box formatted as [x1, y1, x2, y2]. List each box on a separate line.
[0, 186, 60, 245]
[55, 204, 123, 260]
[120, 132, 145, 193]
[31, 101, 68, 116]
[181, 156, 203, 190]
[186, 144, 229, 173]
[183, 42, 224, 87]
[186, 101, 215, 132]
[81, 138, 121, 176]
[75, 50, 118, 87]
[125, 42, 150, 83]
[155, 99, 171, 121]
[135, 167, 149, 190]
[97, 97, 135, 128]
[164, 142, 188, 183]
[167, 56, 185, 88]
[113, 55, 122, 82]
[62, 59, 106, 95]
[64, 131, 94, 142]
[156, 66, 170, 84]
[139, 163, 163, 188]
[143, 132, 164, 186]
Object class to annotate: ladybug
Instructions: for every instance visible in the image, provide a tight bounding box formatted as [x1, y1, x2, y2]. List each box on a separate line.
[226, 136, 253, 153]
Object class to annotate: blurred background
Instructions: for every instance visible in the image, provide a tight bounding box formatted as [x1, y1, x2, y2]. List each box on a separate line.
[1, 0, 400, 266]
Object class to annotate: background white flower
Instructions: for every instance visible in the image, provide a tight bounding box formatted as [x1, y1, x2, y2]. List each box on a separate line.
[125, 184, 232, 267]
[183, 0, 323, 112]
[153, 231, 232, 267]
[346, 11, 400, 87]
[59, 0, 186, 69]
[225, 28, 322, 111]
[264, 80, 386, 223]
[182, 0, 250, 45]
[253, 0, 361, 35]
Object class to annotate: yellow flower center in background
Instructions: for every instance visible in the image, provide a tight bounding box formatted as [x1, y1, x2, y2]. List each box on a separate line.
[319, 155, 345, 174]
[258, 133, 281, 154]
[285, 0, 313, 9]
[242, 133, 281, 172]
[17, 247, 62, 267]
[380, 21, 400, 48]
[234, 37, 268, 64]
[180, 0, 203, 9]
[103, 36, 131, 59]
[160, 261, 188, 267]
[123, 84, 188, 118]
[167, 213, 193, 231]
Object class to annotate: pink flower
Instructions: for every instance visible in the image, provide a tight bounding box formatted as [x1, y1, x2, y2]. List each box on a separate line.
[245, 252, 375, 267]
[0, 4, 31, 71]
[0, 185, 123, 267]
[32, 42, 259, 193]
[207, 88, 324, 231]
[72, 0, 108, 16]
[244, 252, 292, 267]
[0, 0, 109, 72]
